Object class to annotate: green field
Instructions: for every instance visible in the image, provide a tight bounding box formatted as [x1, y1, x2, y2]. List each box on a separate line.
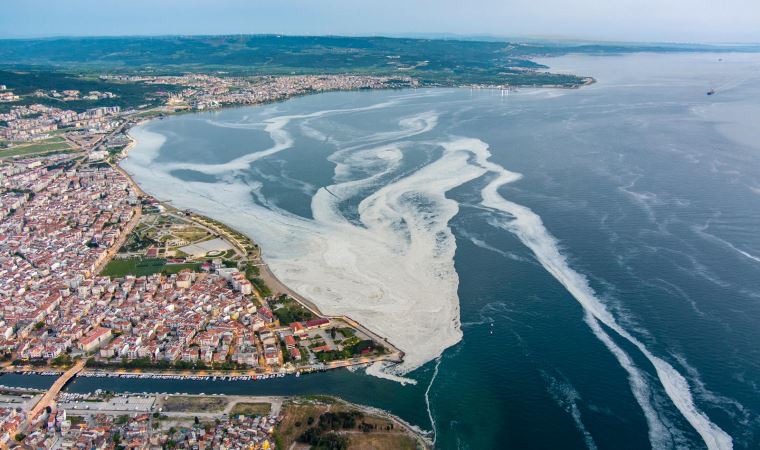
[0, 136, 74, 159]
[230, 402, 271, 417]
[101, 257, 201, 277]
[163, 396, 228, 413]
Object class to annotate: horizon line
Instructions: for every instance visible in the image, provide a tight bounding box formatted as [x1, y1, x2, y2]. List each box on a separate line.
[0, 32, 759, 47]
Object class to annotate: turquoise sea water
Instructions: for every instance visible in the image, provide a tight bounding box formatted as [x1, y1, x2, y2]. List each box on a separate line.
[6, 53, 760, 449]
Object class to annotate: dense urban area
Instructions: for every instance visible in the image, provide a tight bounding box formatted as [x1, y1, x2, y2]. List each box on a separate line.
[0, 72, 417, 448]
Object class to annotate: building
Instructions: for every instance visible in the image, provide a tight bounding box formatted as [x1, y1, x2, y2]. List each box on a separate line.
[78, 327, 113, 353]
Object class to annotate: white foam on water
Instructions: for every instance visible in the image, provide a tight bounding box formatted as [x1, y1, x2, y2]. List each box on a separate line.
[124, 105, 476, 375]
[458, 228, 532, 263]
[585, 314, 673, 448]
[673, 353, 750, 427]
[163, 99, 404, 174]
[126, 125, 166, 164]
[542, 370, 599, 450]
[425, 356, 442, 445]
[124, 94, 733, 449]
[473, 139, 734, 450]
[365, 362, 417, 386]
[329, 111, 440, 175]
[299, 135, 486, 372]
[692, 223, 760, 264]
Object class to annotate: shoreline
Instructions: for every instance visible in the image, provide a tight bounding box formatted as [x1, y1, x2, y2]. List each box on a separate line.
[1, 148, 406, 380]
[119, 116, 406, 366]
[0, 384, 433, 449]
[112, 81, 597, 378]
[105, 167, 406, 369]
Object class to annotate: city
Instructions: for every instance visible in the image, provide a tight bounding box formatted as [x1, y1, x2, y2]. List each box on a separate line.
[0, 74, 410, 446]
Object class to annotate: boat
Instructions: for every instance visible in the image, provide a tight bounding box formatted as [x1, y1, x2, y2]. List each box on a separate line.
[707, 89, 716, 96]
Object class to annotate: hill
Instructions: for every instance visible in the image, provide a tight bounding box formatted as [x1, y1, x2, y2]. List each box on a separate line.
[0, 35, 589, 87]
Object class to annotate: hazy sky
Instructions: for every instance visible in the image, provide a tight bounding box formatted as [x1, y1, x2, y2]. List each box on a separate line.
[2, 0, 760, 43]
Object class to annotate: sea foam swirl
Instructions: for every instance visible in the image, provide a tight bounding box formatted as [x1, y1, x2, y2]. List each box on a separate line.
[125, 103, 469, 373]
[123, 94, 732, 450]
[472, 138, 733, 450]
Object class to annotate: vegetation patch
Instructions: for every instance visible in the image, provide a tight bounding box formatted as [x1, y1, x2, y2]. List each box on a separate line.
[272, 294, 316, 325]
[162, 395, 228, 413]
[230, 402, 271, 417]
[0, 137, 74, 159]
[101, 257, 201, 277]
[0, 36, 593, 87]
[68, 415, 86, 427]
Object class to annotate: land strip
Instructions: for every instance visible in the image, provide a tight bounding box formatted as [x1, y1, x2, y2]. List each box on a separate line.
[0, 389, 430, 449]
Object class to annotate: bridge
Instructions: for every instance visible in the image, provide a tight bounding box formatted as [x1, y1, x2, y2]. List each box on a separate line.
[28, 359, 86, 424]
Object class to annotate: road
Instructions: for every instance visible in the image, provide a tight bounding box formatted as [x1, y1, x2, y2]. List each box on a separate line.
[92, 204, 142, 276]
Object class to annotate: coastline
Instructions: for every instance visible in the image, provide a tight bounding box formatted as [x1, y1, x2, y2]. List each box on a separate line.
[5, 52, 760, 450]
[118, 114, 407, 369]
[110, 80, 598, 378]
[0, 127, 406, 380]
[0, 381, 433, 449]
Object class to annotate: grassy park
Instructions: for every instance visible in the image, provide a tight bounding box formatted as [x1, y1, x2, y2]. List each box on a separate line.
[0, 136, 74, 159]
[101, 257, 201, 277]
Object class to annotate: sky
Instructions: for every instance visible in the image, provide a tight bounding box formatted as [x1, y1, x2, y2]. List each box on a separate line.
[2, 0, 760, 43]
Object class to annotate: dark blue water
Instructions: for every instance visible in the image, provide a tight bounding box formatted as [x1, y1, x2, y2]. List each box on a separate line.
[7, 53, 760, 449]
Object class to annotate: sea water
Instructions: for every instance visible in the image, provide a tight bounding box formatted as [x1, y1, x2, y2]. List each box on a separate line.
[45, 52, 760, 449]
